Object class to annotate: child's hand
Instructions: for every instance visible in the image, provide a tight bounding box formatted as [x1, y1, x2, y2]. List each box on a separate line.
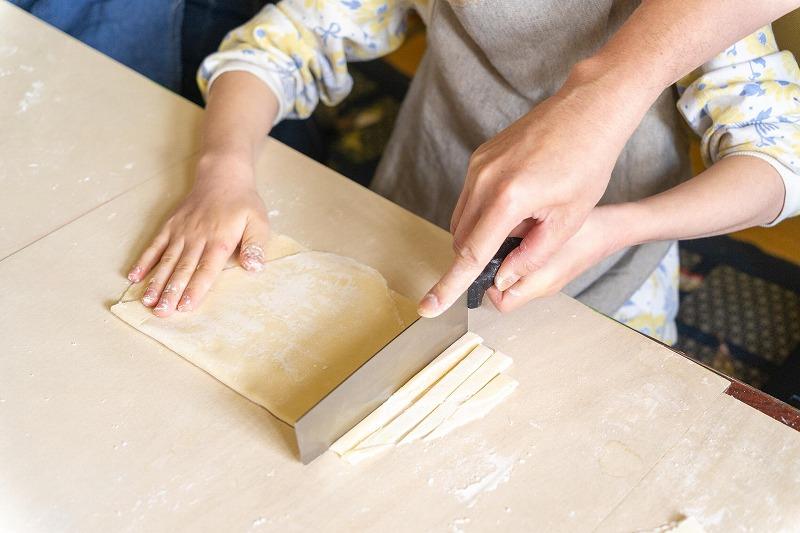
[126, 158, 270, 317]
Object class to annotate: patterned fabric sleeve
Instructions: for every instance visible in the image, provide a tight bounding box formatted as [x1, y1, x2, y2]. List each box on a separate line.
[197, 0, 429, 123]
[677, 25, 800, 225]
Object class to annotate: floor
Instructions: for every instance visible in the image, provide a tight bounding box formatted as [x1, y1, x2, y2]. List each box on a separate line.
[732, 219, 800, 267]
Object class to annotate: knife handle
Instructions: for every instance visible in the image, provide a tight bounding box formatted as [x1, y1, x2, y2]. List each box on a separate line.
[467, 237, 523, 309]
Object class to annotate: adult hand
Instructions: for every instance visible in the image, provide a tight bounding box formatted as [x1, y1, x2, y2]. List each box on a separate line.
[418, 64, 642, 317]
[126, 156, 270, 317]
[485, 151, 791, 311]
[485, 205, 626, 312]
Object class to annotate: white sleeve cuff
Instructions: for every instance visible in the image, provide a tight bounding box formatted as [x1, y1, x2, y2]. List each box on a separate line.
[208, 60, 289, 126]
[724, 151, 800, 227]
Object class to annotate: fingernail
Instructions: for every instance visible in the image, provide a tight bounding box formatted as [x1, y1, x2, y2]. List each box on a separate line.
[162, 283, 179, 295]
[418, 293, 441, 318]
[241, 243, 265, 272]
[495, 274, 519, 292]
[142, 288, 158, 305]
[154, 298, 169, 313]
[127, 265, 143, 282]
[242, 258, 265, 272]
[177, 295, 192, 312]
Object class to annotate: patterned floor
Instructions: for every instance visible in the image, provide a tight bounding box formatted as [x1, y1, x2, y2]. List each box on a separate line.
[676, 238, 800, 407]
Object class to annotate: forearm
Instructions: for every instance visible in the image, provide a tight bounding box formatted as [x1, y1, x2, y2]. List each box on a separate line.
[617, 156, 785, 247]
[564, 0, 800, 146]
[196, 71, 279, 186]
[197, 1, 415, 123]
[587, 0, 799, 92]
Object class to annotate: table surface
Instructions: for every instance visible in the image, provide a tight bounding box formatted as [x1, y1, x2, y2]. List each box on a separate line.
[0, 1, 202, 261]
[2, 3, 799, 532]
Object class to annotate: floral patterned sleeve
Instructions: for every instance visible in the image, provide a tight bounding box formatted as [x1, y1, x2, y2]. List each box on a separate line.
[197, 0, 429, 123]
[677, 25, 800, 226]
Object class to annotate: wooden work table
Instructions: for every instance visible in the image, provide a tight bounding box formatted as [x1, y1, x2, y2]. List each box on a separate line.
[2, 4, 799, 531]
[0, 2, 201, 260]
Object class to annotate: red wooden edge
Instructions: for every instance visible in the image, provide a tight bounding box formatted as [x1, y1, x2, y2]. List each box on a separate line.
[725, 381, 800, 432]
[610, 314, 800, 432]
[646, 331, 800, 432]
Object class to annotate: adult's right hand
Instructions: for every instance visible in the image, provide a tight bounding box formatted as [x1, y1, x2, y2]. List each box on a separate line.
[418, 61, 654, 318]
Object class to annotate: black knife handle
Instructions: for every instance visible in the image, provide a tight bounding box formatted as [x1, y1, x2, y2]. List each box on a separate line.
[467, 237, 523, 309]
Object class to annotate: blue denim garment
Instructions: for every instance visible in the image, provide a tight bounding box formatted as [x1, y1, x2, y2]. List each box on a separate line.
[180, 0, 325, 161]
[10, 0, 185, 90]
[12, 0, 326, 163]
[181, 0, 266, 103]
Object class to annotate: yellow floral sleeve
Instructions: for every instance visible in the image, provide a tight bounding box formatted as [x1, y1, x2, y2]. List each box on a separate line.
[197, 0, 430, 122]
[677, 25, 800, 222]
[619, 26, 800, 341]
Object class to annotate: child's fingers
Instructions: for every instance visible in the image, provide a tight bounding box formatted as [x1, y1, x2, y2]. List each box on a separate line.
[239, 218, 271, 272]
[152, 245, 205, 318]
[141, 240, 184, 308]
[128, 230, 170, 283]
[176, 241, 234, 312]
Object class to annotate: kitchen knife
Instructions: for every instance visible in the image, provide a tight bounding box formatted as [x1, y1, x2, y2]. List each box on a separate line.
[294, 237, 522, 464]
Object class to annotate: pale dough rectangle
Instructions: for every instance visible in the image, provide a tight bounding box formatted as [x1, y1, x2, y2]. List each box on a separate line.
[330, 331, 483, 454]
[111, 235, 419, 425]
[333, 333, 518, 464]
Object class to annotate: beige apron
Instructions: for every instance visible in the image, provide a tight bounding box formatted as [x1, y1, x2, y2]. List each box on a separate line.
[371, 0, 689, 314]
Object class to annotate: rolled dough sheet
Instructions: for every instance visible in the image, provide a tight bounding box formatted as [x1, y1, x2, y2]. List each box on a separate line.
[400, 351, 512, 444]
[352, 344, 496, 451]
[330, 331, 483, 454]
[647, 517, 706, 533]
[424, 373, 518, 442]
[335, 337, 517, 465]
[111, 235, 418, 425]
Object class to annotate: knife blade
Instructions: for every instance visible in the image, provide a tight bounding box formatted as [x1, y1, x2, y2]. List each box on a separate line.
[294, 292, 468, 464]
[294, 237, 522, 464]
